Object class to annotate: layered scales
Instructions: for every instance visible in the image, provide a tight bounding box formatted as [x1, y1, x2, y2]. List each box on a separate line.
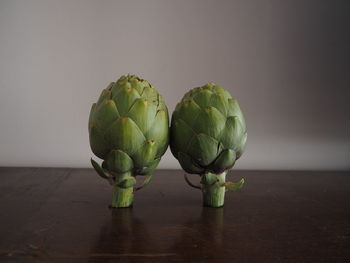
[170, 83, 247, 207]
[89, 75, 169, 207]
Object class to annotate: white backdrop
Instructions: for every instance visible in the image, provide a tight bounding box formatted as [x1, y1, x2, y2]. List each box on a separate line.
[0, 0, 349, 170]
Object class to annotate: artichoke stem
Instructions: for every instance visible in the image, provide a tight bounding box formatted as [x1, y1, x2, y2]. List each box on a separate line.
[201, 171, 227, 207]
[111, 172, 134, 208]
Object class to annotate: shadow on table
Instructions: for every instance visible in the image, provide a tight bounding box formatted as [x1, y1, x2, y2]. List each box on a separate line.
[87, 208, 153, 262]
[170, 207, 225, 262]
[88, 207, 226, 262]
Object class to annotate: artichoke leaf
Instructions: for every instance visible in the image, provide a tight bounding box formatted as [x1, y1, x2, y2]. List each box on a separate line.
[193, 106, 226, 140]
[170, 119, 196, 159]
[127, 98, 157, 133]
[88, 103, 96, 128]
[132, 140, 157, 168]
[91, 99, 120, 131]
[176, 99, 201, 126]
[182, 86, 200, 100]
[105, 117, 146, 155]
[220, 116, 245, 149]
[91, 158, 113, 184]
[89, 125, 110, 159]
[200, 173, 219, 185]
[210, 84, 231, 98]
[235, 132, 247, 159]
[110, 81, 125, 97]
[97, 89, 112, 105]
[113, 85, 140, 116]
[222, 178, 245, 191]
[228, 98, 246, 130]
[141, 86, 158, 101]
[146, 109, 168, 139]
[188, 133, 222, 167]
[177, 152, 204, 174]
[146, 109, 169, 158]
[209, 93, 228, 116]
[156, 94, 168, 111]
[106, 150, 133, 173]
[192, 89, 213, 109]
[102, 160, 108, 169]
[129, 78, 144, 95]
[117, 177, 137, 189]
[210, 149, 236, 173]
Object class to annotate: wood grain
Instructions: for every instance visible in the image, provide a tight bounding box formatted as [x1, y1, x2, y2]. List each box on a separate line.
[0, 168, 349, 262]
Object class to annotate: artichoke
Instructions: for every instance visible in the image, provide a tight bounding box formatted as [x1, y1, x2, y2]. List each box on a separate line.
[89, 74, 169, 208]
[170, 83, 247, 207]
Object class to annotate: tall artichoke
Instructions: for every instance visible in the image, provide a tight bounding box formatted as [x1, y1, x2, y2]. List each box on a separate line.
[89, 74, 169, 208]
[170, 83, 247, 207]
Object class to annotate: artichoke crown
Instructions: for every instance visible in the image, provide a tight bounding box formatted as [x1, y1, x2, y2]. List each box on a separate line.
[89, 74, 169, 176]
[170, 83, 247, 174]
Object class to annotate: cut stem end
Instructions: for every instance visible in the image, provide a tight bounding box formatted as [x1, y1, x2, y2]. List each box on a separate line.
[201, 172, 226, 208]
[111, 172, 134, 208]
[111, 186, 134, 208]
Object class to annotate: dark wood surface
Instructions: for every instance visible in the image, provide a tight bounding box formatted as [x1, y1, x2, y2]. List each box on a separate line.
[0, 168, 349, 263]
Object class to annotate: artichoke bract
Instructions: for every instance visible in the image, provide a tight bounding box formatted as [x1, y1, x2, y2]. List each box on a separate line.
[170, 83, 247, 207]
[89, 74, 169, 208]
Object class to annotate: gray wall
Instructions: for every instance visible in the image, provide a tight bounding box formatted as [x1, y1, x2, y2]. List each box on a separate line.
[0, 0, 349, 170]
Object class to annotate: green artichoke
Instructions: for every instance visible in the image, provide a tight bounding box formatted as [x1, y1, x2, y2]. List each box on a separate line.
[170, 83, 247, 207]
[89, 74, 169, 208]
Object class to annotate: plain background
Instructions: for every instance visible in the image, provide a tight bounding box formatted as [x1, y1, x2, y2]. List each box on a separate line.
[0, 0, 349, 170]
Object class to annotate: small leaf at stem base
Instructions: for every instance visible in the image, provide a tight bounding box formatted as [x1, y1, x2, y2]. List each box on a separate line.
[117, 177, 137, 188]
[91, 158, 113, 182]
[223, 178, 244, 191]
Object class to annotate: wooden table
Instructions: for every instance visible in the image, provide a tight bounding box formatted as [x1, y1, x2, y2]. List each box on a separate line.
[0, 168, 349, 262]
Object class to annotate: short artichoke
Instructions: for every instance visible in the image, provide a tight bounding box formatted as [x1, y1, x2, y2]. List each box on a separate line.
[170, 83, 247, 207]
[89, 74, 169, 208]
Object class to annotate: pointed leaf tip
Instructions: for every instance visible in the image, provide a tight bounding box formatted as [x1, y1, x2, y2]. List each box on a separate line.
[91, 158, 112, 180]
[223, 178, 245, 191]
